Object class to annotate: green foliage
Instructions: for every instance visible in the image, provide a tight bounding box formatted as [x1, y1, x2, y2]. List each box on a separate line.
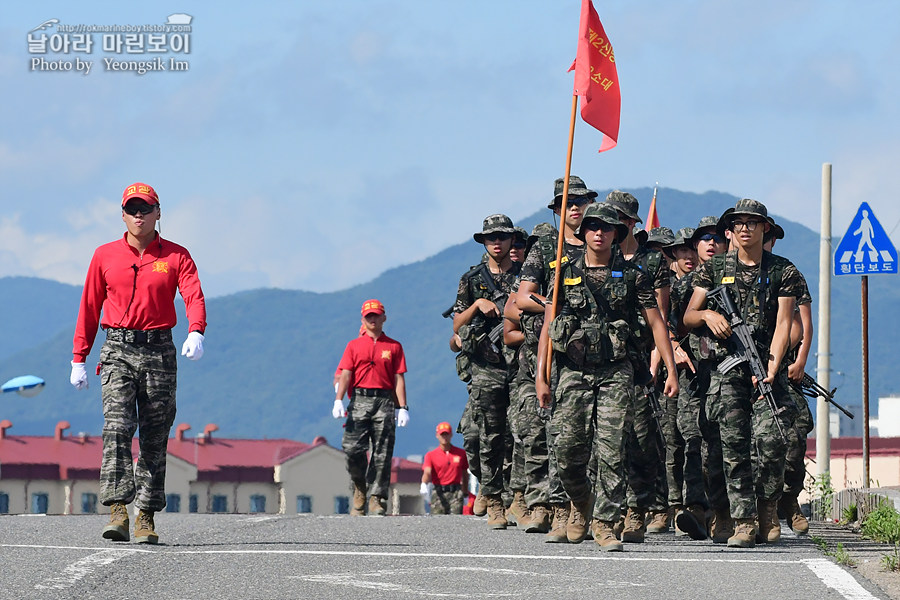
[881, 545, 900, 572]
[814, 473, 835, 520]
[840, 503, 858, 525]
[832, 543, 856, 567]
[861, 500, 900, 544]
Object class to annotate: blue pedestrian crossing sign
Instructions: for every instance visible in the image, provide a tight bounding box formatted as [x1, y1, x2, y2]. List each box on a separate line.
[834, 202, 898, 276]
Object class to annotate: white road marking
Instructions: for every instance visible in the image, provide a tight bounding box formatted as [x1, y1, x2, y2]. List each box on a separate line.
[802, 558, 881, 600]
[33, 548, 141, 590]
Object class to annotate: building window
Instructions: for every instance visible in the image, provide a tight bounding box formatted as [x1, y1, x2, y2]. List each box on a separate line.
[297, 495, 312, 514]
[0, 492, 9, 514]
[334, 496, 349, 515]
[32, 492, 49, 514]
[81, 493, 98, 514]
[211, 495, 228, 513]
[189, 494, 199, 513]
[166, 494, 181, 513]
[250, 495, 266, 513]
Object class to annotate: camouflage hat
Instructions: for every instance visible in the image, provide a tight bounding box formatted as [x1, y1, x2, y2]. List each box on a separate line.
[604, 190, 642, 223]
[547, 175, 598, 209]
[646, 226, 675, 247]
[513, 226, 528, 245]
[689, 216, 720, 246]
[765, 222, 785, 243]
[574, 203, 628, 243]
[716, 198, 776, 237]
[473, 214, 516, 243]
[633, 225, 648, 245]
[526, 222, 556, 256]
[663, 227, 695, 258]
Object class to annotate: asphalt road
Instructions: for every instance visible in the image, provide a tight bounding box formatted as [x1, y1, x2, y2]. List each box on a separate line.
[0, 513, 890, 600]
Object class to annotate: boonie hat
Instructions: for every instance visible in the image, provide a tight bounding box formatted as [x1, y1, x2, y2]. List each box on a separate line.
[689, 216, 720, 246]
[633, 226, 648, 246]
[765, 222, 785, 242]
[473, 214, 515, 243]
[604, 190, 642, 223]
[436, 422, 453, 435]
[574, 203, 628, 243]
[547, 175, 598, 209]
[716, 199, 776, 237]
[526, 222, 556, 257]
[513, 227, 528, 245]
[664, 227, 696, 258]
[122, 182, 159, 206]
[646, 226, 674, 247]
[361, 299, 385, 316]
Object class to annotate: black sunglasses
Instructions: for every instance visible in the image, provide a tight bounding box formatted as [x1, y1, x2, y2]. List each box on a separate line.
[483, 233, 513, 242]
[698, 233, 724, 243]
[582, 220, 616, 233]
[123, 202, 157, 216]
[512, 241, 527, 249]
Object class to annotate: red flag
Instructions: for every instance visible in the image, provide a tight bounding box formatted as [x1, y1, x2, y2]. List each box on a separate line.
[570, 0, 621, 152]
[645, 185, 660, 231]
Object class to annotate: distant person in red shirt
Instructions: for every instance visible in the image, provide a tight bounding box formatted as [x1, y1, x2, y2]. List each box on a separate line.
[334, 299, 409, 516]
[70, 182, 207, 545]
[421, 422, 469, 514]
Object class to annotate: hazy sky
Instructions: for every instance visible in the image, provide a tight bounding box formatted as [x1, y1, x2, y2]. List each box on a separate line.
[2, 1, 898, 297]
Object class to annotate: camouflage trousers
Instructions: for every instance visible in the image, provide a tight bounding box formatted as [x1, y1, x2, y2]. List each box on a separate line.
[511, 356, 566, 507]
[663, 370, 687, 507]
[430, 486, 465, 514]
[99, 338, 178, 512]
[625, 382, 667, 512]
[707, 366, 795, 519]
[551, 358, 634, 522]
[783, 378, 814, 497]
[697, 364, 729, 512]
[506, 374, 525, 494]
[343, 393, 396, 499]
[457, 390, 481, 483]
[464, 362, 511, 496]
[671, 365, 715, 509]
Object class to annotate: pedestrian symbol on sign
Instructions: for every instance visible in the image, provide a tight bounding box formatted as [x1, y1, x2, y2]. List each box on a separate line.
[833, 202, 898, 276]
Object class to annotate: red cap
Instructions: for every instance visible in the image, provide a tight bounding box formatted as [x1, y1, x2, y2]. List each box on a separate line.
[436, 422, 452, 435]
[361, 299, 385, 316]
[122, 182, 159, 206]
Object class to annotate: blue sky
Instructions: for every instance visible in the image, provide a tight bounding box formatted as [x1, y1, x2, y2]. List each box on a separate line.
[1, 1, 898, 297]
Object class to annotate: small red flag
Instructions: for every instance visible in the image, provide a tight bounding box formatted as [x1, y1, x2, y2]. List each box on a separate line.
[645, 186, 660, 231]
[570, 0, 621, 152]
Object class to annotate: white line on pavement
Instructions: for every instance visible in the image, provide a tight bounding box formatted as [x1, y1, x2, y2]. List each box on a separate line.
[802, 558, 881, 600]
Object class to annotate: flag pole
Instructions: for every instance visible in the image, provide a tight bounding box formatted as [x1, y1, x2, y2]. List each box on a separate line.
[545, 93, 580, 382]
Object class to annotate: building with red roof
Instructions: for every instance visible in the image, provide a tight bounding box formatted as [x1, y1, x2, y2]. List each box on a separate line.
[0, 420, 424, 516]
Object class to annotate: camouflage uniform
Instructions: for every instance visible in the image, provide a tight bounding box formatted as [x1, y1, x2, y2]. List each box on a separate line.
[548, 248, 657, 521]
[517, 225, 583, 508]
[623, 244, 670, 513]
[343, 392, 397, 499]
[782, 272, 814, 499]
[454, 256, 519, 497]
[99, 333, 178, 512]
[693, 249, 805, 518]
[430, 487, 465, 515]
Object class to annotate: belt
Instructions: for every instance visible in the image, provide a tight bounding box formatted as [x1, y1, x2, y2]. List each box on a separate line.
[354, 388, 392, 398]
[106, 328, 172, 345]
[433, 483, 461, 493]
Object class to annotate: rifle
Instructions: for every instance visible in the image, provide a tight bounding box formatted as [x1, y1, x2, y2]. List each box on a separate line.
[442, 262, 491, 319]
[641, 384, 667, 448]
[707, 285, 788, 443]
[791, 373, 855, 419]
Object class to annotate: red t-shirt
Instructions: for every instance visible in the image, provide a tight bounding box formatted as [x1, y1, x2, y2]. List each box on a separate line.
[337, 333, 406, 390]
[423, 445, 468, 486]
[72, 233, 207, 362]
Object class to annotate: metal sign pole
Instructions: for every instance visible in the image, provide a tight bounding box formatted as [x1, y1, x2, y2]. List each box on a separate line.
[861, 275, 870, 487]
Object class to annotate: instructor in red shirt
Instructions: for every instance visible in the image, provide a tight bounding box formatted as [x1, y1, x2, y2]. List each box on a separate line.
[421, 422, 469, 514]
[70, 182, 207, 545]
[334, 299, 409, 516]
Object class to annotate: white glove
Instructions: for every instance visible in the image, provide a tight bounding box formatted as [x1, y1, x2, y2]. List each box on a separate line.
[70, 361, 89, 390]
[181, 331, 205, 360]
[419, 482, 433, 497]
[332, 399, 348, 419]
[396, 408, 410, 427]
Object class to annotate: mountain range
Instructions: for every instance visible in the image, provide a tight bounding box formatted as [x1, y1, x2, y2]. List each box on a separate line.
[1, 187, 895, 458]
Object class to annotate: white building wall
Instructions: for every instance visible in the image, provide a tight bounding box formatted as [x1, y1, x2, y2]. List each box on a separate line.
[277, 446, 350, 515]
